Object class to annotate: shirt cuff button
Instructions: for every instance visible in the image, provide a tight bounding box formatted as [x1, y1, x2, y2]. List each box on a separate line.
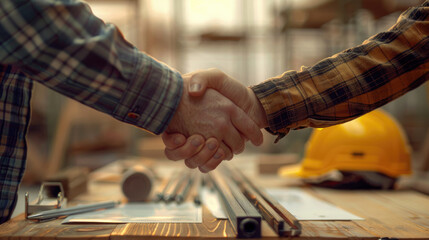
[127, 112, 140, 119]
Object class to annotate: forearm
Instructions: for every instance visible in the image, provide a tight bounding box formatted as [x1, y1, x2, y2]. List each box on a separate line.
[252, 0, 429, 138]
[0, 0, 182, 134]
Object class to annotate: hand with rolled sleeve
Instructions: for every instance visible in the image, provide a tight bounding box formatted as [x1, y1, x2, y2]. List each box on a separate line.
[163, 0, 429, 170]
[0, 0, 264, 223]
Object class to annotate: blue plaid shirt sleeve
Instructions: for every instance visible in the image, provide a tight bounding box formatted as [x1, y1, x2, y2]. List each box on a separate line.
[0, 0, 183, 134]
[0, 0, 182, 223]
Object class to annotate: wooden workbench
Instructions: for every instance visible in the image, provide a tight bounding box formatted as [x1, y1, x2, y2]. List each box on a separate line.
[1, 155, 429, 240]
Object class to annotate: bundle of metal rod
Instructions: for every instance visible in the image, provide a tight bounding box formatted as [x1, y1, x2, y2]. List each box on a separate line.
[175, 171, 194, 203]
[153, 170, 179, 202]
[154, 169, 194, 204]
[192, 172, 202, 205]
[222, 164, 302, 237]
[208, 170, 262, 238]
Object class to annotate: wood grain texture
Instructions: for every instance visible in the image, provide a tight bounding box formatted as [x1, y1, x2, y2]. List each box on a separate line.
[0, 214, 116, 240]
[312, 188, 429, 239]
[299, 221, 374, 239]
[2, 158, 429, 240]
[110, 206, 236, 240]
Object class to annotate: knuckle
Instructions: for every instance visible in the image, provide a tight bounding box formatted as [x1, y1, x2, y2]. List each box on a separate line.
[188, 156, 203, 167]
[214, 119, 229, 133]
[200, 163, 215, 173]
[206, 139, 218, 152]
[235, 143, 245, 155]
[229, 137, 245, 155]
[164, 150, 179, 161]
[184, 159, 197, 169]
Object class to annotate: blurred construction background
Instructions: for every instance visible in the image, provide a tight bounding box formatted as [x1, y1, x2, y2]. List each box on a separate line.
[22, 0, 428, 186]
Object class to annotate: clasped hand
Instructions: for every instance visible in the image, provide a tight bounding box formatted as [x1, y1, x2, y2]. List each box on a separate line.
[164, 68, 268, 172]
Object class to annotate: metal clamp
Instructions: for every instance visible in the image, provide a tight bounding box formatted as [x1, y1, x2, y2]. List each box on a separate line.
[25, 182, 67, 219]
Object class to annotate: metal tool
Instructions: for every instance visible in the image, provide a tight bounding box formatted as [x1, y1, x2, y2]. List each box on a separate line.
[25, 182, 67, 219]
[209, 170, 261, 238]
[27, 201, 118, 221]
[224, 165, 302, 237]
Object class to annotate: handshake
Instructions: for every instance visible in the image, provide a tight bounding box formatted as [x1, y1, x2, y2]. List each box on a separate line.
[163, 68, 269, 173]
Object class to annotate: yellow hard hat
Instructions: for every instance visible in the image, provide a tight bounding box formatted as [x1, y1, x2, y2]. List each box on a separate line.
[279, 109, 412, 179]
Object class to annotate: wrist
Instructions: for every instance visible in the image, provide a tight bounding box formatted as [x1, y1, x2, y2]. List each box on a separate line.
[248, 88, 268, 128]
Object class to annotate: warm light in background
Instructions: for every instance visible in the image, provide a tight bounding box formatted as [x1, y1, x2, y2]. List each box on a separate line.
[25, 0, 429, 181]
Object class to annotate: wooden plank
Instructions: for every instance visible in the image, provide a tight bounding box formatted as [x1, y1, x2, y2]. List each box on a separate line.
[3, 157, 429, 240]
[365, 191, 429, 231]
[299, 221, 376, 239]
[0, 215, 29, 239]
[285, 188, 375, 239]
[111, 206, 236, 240]
[0, 214, 116, 240]
[312, 188, 429, 239]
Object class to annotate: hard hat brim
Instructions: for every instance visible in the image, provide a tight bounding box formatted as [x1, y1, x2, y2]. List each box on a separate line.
[278, 164, 304, 178]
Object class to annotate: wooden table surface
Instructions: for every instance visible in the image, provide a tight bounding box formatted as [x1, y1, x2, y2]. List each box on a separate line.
[1, 155, 429, 240]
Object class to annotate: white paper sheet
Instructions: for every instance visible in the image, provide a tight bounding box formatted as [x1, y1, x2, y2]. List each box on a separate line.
[266, 188, 364, 220]
[62, 202, 202, 224]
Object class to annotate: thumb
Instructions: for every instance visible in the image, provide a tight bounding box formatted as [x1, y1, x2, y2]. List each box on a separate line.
[188, 69, 225, 97]
[188, 76, 206, 97]
[188, 69, 251, 114]
[161, 132, 186, 149]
